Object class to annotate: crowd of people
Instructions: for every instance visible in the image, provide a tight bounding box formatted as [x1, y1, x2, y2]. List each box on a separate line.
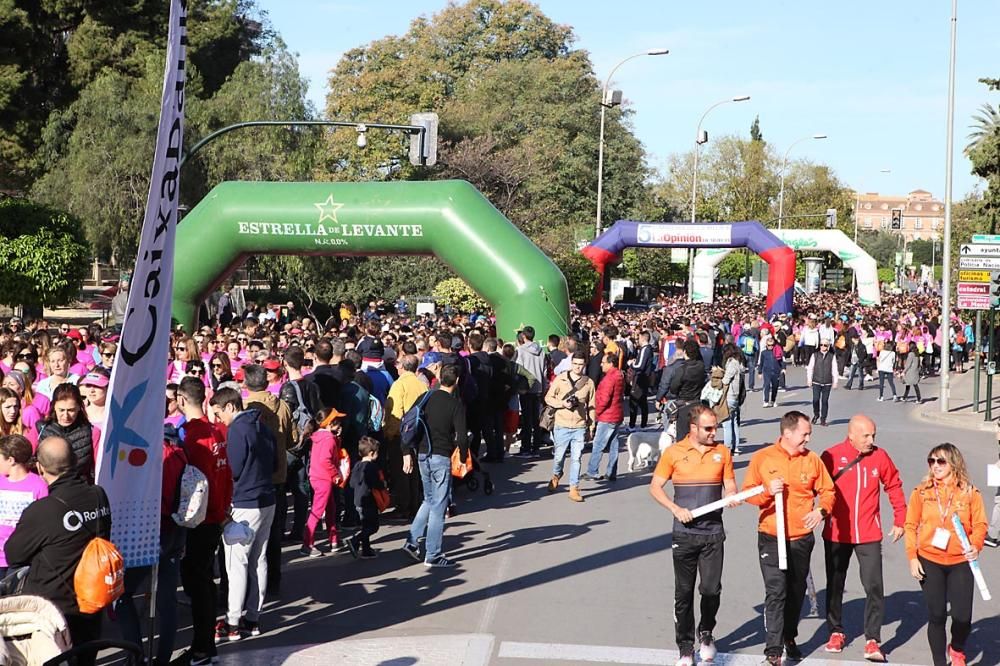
[0, 287, 997, 665]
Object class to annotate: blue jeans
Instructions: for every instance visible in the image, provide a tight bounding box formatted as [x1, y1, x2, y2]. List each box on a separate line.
[115, 525, 186, 663]
[746, 353, 758, 390]
[552, 426, 586, 487]
[408, 453, 452, 562]
[587, 422, 621, 478]
[723, 394, 741, 452]
[845, 362, 865, 389]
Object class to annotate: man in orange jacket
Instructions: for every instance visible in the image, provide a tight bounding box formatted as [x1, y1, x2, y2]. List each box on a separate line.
[743, 410, 835, 665]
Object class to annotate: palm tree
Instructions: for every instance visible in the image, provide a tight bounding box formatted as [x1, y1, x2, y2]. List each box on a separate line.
[965, 103, 1000, 155]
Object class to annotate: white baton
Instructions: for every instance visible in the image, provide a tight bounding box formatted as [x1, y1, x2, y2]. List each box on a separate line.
[775, 489, 787, 570]
[689, 485, 765, 518]
[951, 513, 991, 601]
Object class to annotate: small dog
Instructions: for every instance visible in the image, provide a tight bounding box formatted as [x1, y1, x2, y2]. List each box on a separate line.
[626, 427, 674, 472]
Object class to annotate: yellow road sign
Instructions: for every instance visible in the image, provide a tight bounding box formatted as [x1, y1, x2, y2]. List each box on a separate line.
[958, 270, 991, 282]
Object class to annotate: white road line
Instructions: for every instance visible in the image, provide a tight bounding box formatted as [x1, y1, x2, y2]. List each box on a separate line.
[497, 641, 930, 666]
[476, 551, 509, 634]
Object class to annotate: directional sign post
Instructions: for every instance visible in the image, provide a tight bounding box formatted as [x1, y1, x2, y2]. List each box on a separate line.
[961, 244, 1000, 257]
[959, 270, 992, 283]
[973, 234, 1000, 244]
[959, 256, 1000, 271]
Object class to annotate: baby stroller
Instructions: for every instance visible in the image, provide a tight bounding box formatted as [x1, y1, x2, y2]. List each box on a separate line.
[453, 446, 494, 496]
[0, 568, 143, 666]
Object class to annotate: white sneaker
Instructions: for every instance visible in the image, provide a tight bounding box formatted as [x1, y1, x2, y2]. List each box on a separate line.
[675, 655, 694, 666]
[699, 632, 717, 662]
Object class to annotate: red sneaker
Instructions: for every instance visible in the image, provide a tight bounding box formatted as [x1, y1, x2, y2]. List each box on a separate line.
[948, 646, 967, 666]
[863, 639, 886, 662]
[824, 632, 846, 653]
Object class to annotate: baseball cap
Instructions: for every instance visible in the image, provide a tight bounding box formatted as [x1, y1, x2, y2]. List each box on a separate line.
[262, 359, 281, 371]
[66, 329, 82, 341]
[362, 340, 385, 360]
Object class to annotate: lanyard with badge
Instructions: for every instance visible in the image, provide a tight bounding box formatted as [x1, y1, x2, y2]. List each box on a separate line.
[931, 483, 953, 550]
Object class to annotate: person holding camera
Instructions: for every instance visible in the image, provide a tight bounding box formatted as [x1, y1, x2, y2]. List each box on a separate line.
[544, 352, 596, 503]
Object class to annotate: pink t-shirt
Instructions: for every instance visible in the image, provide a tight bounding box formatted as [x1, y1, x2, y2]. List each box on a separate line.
[0, 473, 49, 567]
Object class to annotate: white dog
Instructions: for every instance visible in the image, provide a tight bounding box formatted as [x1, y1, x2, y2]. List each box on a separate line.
[625, 425, 674, 472]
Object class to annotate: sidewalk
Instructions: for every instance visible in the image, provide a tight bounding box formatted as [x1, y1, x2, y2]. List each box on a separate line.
[915, 364, 1000, 433]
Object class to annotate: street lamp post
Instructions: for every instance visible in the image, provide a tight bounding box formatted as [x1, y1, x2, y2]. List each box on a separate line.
[852, 168, 891, 292]
[940, 0, 958, 412]
[688, 95, 751, 300]
[595, 48, 669, 238]
[777, 134, 827, 230]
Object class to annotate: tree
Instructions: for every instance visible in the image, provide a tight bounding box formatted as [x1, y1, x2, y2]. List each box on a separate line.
[322, 0, 650, 255]
[32, 37, 315, 264]
[433, 277, 489, 313]
[856, 230, 899, 267]
[717, 251, 758, 281]
[553, 252, 600, 304]
[620, 248, 686, 287]
[0, 198, 91, 310]
[750, 115, 763, 142]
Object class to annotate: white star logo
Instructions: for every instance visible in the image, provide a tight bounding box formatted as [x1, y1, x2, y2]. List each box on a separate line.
[314, 195, 344, 224]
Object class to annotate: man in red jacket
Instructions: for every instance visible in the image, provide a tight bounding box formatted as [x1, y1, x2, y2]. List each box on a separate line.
[584, 352, 624, 482]
[176, 377, 234, 665]
[819, 414, 905, 663]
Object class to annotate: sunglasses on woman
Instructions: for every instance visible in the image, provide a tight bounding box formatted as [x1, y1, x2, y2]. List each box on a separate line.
[189, 368, 205, 375]
[927, 457, 948, 466]
[16, 353, 34, 360]
[175, 346, 186, 352]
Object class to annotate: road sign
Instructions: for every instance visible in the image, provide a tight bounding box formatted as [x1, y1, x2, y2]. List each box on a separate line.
[992, 271, 1000, 308]
[960, 244, 1000, 257]
[957, 294, 992, 310]
[959, 256, 1000, 270]
[959, 270, 992, 282]
[973, 234, 1000, 244]
[958, 282, 989, 296]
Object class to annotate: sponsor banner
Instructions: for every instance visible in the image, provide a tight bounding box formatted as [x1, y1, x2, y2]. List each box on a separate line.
[959, 270, 991, 283]
[636, 223, 732, 247]
[94, 0, 186, 568]
[956, 294, 991, 310]
[958, 282, 989, 296]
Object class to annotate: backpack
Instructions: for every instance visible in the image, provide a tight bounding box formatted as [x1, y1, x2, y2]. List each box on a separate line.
[740, 335, 755, 356]
[172, 460, 210, 529]
[288, 380, 314, 443]
[400, 390, 435, 454]
[51, 494, 124, 614]
[956, 332, 967, 345]
[368, 394, 385, 432]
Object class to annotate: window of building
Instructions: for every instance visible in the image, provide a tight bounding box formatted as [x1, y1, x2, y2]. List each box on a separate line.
[865, 202, 872, 210]
[880, 203, 889, 210]
[864, 216, 872, 228]
[933, 204, 940, 212]
[931, 218, 940, 229]
[915, 218, 923, 229]
[915, 204, 923, 211]
[881, 216, 889, 229]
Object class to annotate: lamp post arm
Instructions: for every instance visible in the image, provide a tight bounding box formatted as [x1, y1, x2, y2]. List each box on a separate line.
[180, 119, 426, 169]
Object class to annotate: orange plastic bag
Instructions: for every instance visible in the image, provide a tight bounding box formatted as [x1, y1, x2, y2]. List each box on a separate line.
[372, 470, 391, 513]
[451, 447, 473, 479]
[75, 537, 125, 614]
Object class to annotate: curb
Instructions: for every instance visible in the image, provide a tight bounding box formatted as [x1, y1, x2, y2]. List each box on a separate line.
[915, 407, 996, 432]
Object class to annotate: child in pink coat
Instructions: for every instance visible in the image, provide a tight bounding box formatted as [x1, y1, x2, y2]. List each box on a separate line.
[301, 408, 346, 557]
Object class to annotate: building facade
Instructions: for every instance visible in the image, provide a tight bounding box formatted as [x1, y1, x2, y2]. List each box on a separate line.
[852, 189, 943, 243]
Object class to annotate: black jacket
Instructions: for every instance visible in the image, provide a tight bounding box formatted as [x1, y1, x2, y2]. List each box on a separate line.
[667, 358, 707, 400]
[423, 389, 469, 460]
[36, 420, 95, 481]
[279, 378, 323, 417]
[307, 364, 344, 410]
[5, 474, 111, 617]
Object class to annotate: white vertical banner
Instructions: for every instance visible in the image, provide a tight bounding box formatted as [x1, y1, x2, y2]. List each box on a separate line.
[95, 0, 187, 568]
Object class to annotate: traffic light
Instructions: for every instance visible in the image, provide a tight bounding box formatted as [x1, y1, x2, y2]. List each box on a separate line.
[991, 271, 1000, 308]
[825, 208, 837, 228]
[409, 112, 438, 166]
[891, 208, 902, 230]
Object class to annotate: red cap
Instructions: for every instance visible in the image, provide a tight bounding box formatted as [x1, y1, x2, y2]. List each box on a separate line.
[263, 359, 281, 371]
[66, 329, 82, 341]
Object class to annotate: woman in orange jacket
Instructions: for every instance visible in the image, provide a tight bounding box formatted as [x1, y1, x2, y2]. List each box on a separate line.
[904, 443, 987, 666]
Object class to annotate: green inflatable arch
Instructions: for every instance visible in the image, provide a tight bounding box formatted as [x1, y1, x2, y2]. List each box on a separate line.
[172, 180, 570, 341]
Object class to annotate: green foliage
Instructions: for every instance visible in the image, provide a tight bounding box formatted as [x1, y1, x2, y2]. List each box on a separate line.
[877, 267, 895, 285]
[0, 198, 91, 309]
[856, 230, 899, 268]
[718, 251, 759, 280]
[750, 115, 763, 142]
[323, 0, 649, 255]
[554, 251, 600, 303]
[620, 248, 686, 286]
[433, 277, 490, 313]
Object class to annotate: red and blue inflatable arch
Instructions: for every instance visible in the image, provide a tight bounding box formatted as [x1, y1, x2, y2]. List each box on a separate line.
[581, 220, 795, 316]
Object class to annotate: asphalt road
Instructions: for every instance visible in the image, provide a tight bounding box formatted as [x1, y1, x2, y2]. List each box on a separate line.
[205, 366, 999, 666]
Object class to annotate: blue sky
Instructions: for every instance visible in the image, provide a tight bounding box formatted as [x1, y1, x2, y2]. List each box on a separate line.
[257, 0, 998, 201]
